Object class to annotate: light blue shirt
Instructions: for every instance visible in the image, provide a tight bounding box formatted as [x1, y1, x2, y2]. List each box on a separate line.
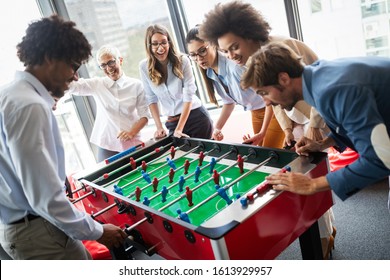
[206, 53, 265, 111]
[0, 71, 102, 240]
[139, 55, 201, 116]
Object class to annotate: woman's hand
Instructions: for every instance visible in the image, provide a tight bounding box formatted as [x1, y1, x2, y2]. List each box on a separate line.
[154, 128, 167, 139]
[117, 131, 134, 141]
[212, 128, 224, 141]
[173, 129, 189, 138]
[283, 128, 295, 147]
[242, 132, 265, 146]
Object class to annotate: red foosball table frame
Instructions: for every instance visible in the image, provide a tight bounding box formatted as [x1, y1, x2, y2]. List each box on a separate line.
[69, 137, 333, 260]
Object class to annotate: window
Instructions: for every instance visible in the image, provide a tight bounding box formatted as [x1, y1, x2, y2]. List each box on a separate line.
[0, 1, 41, 86]
[311, 0, 323, 13]
[296, 0, 390, 59]
[64, 0, 172, 79]
[55, 0, 173, 168]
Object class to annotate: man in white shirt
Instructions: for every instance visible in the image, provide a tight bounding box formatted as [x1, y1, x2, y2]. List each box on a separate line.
[67, 45, 149, 162]
[0, 15, 127, 260]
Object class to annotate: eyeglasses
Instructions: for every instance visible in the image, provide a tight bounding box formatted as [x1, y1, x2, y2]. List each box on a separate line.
[70, 61, 81, 72]
[256, 90, 268, 97]
[150, 41, 169, 49]
[188, 45, 209, 61]
[99, 59, 116, 70]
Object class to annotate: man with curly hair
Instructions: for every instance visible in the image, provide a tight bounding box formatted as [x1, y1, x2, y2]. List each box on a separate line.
[0, 15, 127, 259]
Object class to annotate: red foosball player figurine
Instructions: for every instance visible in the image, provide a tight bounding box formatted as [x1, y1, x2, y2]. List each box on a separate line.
[185, 186, 194, 207]
[141, 160, 147, 172]
[168, 168, 175, 183]
[170, 146, 176, 159]
[130, 157, 136, 170]
[237, 154, 244, 174]
[213, 169, 220, 185]
[184, 159, 190, 174]
[135, 186, 142, 202]
[152, 177, 159, 192]
[198, 151, 205, 166]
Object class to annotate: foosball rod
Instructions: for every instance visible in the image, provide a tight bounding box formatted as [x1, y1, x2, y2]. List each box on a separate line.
[71, 190, 95, 204]
[86, 145, 208, 219]
[119, 144, 202, 191]
[184, 154, 275, 216]
[90, 201, 118, 219]
[104, 142, 145, 164]
[126, 146, 216, 199]
[147, 149, 235, 203]
[97, 143, 187, 188]
[122, 149, 242, 232]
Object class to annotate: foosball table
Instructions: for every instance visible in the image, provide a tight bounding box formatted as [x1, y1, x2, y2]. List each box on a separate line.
[69, 137, 333, 260]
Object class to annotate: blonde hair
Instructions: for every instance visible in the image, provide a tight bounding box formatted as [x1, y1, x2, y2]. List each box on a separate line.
[144, 24, 183, 85]
[96, 45, 121, 63]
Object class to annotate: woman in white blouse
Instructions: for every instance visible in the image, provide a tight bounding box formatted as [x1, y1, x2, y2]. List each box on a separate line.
[67, 45, 149, 162]
[139, 24, 213, 140]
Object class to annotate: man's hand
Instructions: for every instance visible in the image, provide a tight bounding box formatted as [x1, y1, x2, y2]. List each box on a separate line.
[295, 136, 322, 156]
[97, 224, 127, 249]
[266, 172, 330, 195]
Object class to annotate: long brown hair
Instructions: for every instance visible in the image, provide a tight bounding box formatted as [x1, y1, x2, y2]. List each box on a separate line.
[185, 25, 218, 106]
[144, 24, 183, 85]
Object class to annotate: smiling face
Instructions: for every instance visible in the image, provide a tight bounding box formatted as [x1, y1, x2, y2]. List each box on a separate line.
[98, 54, 123, 81]
[45, 59, 79, 99]
[187, 40, 217, 70]
[217, 32, 260, 66]
[150, 33, 170, 63]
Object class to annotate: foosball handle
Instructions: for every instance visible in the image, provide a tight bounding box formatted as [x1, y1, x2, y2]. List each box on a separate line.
[283, 140, 297, 150]
[105, 142, 145, 164]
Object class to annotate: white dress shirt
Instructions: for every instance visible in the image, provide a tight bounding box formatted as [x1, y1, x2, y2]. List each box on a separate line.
[0, 71, 102, 240]
[68, 74, 150, 151]
[139, 55, 202, 117]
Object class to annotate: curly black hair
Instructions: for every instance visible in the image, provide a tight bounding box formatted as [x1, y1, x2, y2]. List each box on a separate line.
[17, 14, 92, 67]
[199, 1, 271, 46]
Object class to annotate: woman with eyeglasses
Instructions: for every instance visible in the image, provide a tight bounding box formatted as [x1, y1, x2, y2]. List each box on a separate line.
[139, 24, 213, 140]
[186, 25, 278, 144]
[67, 45, 150, 162]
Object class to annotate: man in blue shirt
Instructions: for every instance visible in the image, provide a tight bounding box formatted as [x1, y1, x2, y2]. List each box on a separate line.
[241, 42, 390, 210]
[0, 15, 127, 259]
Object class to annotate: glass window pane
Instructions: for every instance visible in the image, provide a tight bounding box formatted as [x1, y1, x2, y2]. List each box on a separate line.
[0, 1, 41, 85]
[64, 0, 172, 79]
[54, 97, 96, 172]
[62, 0, 173, 165]
[298, 0, 390, 59]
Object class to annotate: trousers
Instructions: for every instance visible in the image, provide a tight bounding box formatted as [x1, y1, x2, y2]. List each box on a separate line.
[0, 217, 92, 260]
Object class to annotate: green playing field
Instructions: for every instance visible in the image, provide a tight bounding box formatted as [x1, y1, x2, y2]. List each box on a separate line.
[114, 155, 268, 226]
